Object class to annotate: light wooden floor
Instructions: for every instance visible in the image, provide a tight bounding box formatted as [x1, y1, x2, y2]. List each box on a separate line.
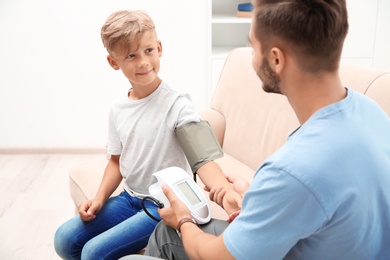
[0, 153, 106, 259]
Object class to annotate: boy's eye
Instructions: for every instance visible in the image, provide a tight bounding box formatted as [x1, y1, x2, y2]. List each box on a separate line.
[145, 48, 154, 53]
[126, 54, 135, 59]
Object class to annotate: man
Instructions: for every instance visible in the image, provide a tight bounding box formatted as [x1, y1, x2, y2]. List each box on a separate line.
[126, 0, 390, 259]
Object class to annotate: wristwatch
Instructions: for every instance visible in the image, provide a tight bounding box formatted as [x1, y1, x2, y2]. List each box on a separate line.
[176, 217, 199, 234]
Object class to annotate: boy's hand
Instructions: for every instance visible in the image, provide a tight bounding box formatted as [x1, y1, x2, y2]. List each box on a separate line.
[208, 187, 241, 216]
[78, 199, 103, 222]
[206, 174, 250, 222]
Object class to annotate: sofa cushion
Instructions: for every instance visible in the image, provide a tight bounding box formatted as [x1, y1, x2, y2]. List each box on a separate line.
[209, 48, 390, 172]
[365, 72, 390, 115]
[338, 63, 387, 94]
[210, 48, 299, 171]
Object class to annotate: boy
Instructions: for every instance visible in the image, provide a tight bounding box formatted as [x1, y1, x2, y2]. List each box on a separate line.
[54, 10, 240, 259]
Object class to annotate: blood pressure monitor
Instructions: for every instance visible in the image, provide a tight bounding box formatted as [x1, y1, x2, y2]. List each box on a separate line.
[149, 167, 211, 224]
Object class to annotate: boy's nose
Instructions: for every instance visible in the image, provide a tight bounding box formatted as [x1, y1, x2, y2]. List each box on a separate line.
[139, 57, 149, 68]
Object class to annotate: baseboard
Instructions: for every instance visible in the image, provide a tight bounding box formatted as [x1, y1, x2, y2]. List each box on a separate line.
[0, 148, 106, 154]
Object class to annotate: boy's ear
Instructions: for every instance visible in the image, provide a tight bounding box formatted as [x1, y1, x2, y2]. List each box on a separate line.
[158, 41, 162, 57]
[107, 55, 120, 70]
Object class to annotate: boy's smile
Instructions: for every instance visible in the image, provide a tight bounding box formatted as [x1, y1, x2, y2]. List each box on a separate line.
[136, 68, 154, 76]
[107, 30, 163, 98]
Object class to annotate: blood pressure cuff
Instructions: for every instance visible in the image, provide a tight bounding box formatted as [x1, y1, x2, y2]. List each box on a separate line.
[175, 120, 223, 173]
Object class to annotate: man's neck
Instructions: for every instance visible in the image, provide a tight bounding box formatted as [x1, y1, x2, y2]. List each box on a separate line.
[285, 71, 346, 125]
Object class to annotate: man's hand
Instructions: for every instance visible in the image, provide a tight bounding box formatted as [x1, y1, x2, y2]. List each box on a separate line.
[158, 184, 192, 230]
[78, 199, 104, 222]
[160, 185, 236, 260]
[226, 175, 250, 196]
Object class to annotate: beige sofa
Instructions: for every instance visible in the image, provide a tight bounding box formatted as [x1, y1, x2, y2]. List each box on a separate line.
[69, 47, 390, 221]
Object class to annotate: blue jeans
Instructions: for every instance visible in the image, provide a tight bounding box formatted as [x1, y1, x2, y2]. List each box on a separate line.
[54, 191, 161, 260]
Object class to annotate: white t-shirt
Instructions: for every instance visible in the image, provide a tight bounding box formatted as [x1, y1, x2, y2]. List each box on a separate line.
[107, 81, 200, 195]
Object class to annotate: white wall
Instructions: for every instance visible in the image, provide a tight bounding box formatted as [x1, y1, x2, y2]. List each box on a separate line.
[342, 0, 390, 70]
[373, 0, 390, 70]
[0, 0, 389, 150]
[0, 0, 208, 150]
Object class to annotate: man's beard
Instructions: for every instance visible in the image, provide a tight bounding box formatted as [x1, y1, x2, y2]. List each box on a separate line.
[257, 58, 281, 94]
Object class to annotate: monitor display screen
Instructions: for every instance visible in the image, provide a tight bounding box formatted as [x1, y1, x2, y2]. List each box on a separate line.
[177, 181, 201, 206]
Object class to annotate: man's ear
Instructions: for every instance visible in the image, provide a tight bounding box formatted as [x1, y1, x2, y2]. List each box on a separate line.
[107, 55, 120, 70]
[157, 40, 163, 57]
[269, 47, 285, 74]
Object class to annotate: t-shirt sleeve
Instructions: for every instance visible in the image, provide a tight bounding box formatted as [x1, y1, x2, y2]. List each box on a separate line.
[223, 166, 327, 259]
[168, 93, 201, 128]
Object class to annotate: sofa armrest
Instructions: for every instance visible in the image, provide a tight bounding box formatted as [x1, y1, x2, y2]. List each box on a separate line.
[199, 108, 226, 147]
[69, 158, 123, 214]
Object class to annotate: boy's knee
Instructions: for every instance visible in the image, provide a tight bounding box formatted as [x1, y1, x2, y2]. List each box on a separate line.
[54, 226, 71, 258]
[53, 228, 65, 257]
[54, 224, 83, 259]
[81, 241, 98, 260]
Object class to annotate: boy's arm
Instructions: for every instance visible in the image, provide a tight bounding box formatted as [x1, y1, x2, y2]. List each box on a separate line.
[175, 121, 242, 215]
[79, 154, 122, 221]
[95, 154, 123, 203]
[196, 161, 242, 216]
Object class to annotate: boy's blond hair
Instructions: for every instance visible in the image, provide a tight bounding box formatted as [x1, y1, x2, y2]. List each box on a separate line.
[101, 10, 155, 56]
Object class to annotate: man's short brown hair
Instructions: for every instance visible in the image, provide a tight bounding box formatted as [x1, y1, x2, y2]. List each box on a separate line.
[252, 0, 349, 72]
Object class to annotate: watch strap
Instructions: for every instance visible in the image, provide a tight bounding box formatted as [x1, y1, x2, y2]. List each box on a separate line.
[176, 217, 199, 233]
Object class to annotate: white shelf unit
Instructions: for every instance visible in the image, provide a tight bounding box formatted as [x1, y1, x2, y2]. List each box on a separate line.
[209, 0, 252, 102]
